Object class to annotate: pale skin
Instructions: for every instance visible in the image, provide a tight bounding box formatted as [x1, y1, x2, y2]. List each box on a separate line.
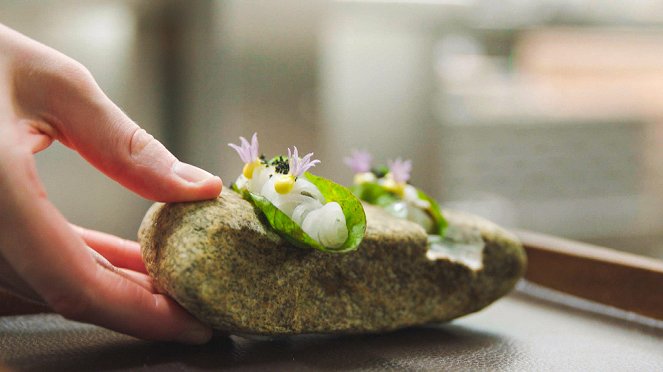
[0, 24, 223, 343]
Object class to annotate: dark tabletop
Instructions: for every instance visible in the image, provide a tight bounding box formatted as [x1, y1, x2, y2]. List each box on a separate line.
[1, 284, 662, 371]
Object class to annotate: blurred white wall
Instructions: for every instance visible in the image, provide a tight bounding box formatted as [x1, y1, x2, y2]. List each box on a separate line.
[209, 1, 325, 182]
[319, 4, 437, 192]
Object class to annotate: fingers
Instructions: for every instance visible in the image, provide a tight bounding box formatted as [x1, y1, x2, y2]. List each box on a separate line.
[84, 244, 154, 292]
[16, 119, 54, 154]
[116, 268, 156, 293]
[73, 224, 147, 274]
[88, 263, 212, 343]
[12, 51, 222, 202]
[0, 147, 212, 344]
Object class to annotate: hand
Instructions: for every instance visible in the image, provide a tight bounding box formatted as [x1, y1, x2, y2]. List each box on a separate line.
[0, 24, 222, 343]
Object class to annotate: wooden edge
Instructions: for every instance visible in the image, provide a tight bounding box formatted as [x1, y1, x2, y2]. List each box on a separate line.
[0, 289, 51, 316]
[514, 230, 663, 320]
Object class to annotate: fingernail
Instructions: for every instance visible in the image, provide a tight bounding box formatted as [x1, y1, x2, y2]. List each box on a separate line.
[173, 162, 215, 184]
[178, 323, 213, 344]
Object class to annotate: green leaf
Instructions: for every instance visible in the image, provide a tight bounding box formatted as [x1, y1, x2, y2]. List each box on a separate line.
[244, 173, 366, 253]
[416, 188, 448, 236]
[371, 165, 389, 178]
[352, 181, 447, 237]
[305, 173, 367, 251]
[350, 183, 398, 206]
[248, 193, 327, 251]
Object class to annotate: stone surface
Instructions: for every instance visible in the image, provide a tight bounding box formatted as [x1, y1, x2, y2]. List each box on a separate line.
[139, 190, 526, 335]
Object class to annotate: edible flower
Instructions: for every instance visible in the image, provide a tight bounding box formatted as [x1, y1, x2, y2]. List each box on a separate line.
[382, 157, 412, 196]
[228, 133, 261, 179]
[345, 149, 377, 184]
[229, 132, 366, 252]
[344, 149, 372, 173]
[346, 152, 445, 236]
[274, 146, 320, 194]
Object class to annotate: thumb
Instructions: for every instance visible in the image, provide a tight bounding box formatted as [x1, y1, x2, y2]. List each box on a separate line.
[18, 58, 222, 202]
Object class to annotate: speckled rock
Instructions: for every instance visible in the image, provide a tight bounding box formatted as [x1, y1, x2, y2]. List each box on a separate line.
[139, 190, 526, 335]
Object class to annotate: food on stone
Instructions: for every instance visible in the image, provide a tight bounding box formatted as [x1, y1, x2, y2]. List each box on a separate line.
[139, 190, 526, 336]
[229, 134, 365, 253]
[345, 150, 446, 236]
[345, 151, 489, 269]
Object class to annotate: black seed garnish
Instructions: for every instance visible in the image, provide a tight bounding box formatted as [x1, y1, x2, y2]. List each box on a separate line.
[259, 154, 268, 165]
[271, 156, 290, 174]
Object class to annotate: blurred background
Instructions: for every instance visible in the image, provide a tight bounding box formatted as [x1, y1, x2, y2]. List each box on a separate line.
[3, 0, 663, 260]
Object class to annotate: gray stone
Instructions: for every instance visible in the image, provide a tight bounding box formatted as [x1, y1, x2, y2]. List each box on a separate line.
[139, 190, 526, 335]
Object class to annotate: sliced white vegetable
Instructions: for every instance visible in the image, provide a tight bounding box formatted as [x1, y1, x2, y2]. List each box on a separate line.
[318, 203, 348, 248]
[403, 185, 430, 209]
[385, 200, 434, 233]
[249, 164, 273, 194]
[384, 201, 408, 220]
[239, 163, 349, 249]
[260, 176, 279, 204]
[273, 193, 318, 216]
[234, 174, 249, 190]
[302, 202, 347, 249]
[291, 178, 325, 203]
[301, 206, 326, 243]
[291, 198, 323, 225]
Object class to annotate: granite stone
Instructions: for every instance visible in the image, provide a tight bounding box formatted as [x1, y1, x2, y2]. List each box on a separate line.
[139, 190, 526, 335]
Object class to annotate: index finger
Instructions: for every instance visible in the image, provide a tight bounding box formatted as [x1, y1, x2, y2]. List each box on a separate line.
[6, 28, 222, 202]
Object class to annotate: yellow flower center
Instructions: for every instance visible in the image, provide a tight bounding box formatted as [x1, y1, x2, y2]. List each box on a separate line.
[274, 174, 295, 194]
[382, 177, 405, 197]
[242, 159, 261, 179]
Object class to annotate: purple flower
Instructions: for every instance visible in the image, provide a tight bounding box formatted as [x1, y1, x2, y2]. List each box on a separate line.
[344, 149, 373, 173]
[288, 146, 320, 177]
[228, 133, 259, 164]
[388, 157, 412, 184]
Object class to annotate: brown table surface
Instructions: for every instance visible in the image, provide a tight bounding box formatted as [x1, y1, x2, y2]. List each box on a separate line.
[1, 283, 662, 371]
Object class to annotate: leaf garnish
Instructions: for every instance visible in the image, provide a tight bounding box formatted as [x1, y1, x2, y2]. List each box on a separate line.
[243, 173, 366, 253]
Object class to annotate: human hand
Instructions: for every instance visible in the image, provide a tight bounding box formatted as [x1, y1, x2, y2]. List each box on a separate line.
[0, 24, 222, 343]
